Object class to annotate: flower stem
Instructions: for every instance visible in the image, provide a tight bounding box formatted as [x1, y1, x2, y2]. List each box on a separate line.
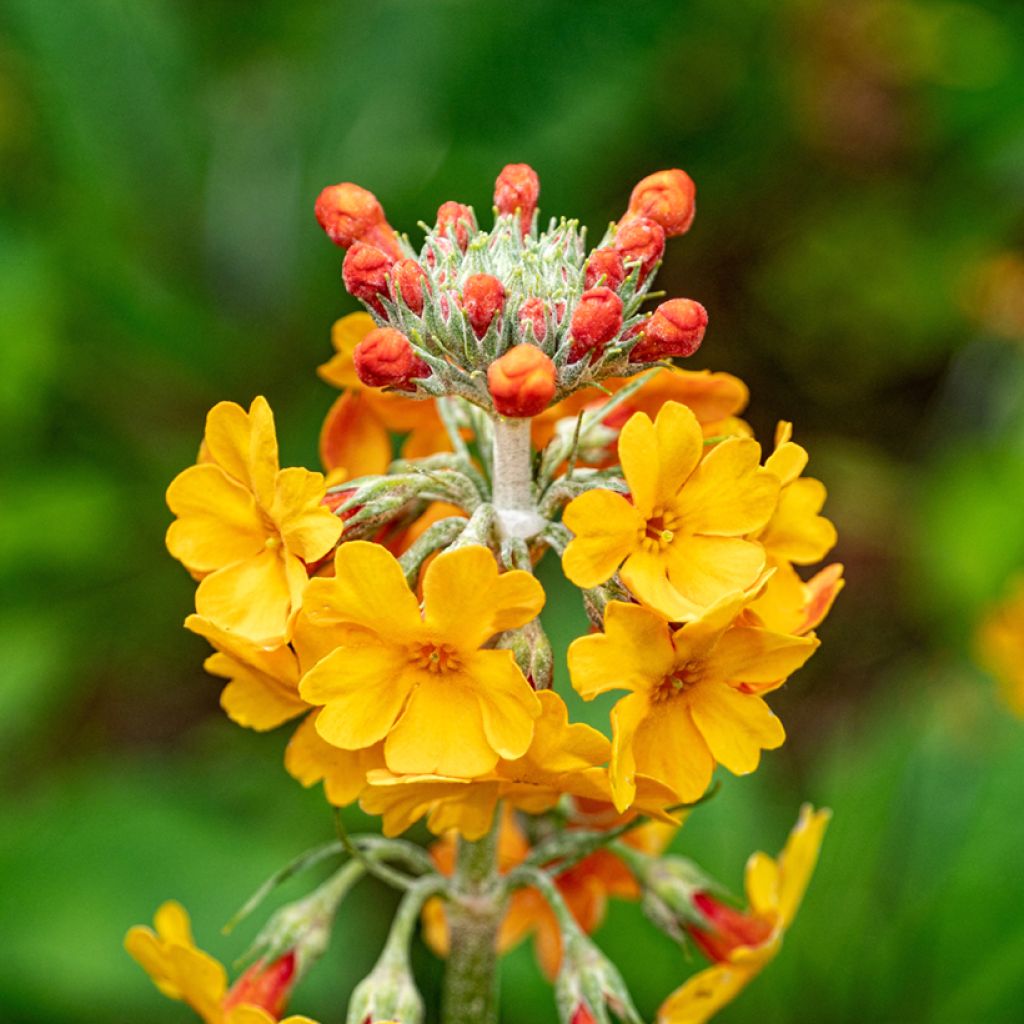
[491, 416, 545, 540]
[440, 825, 504, 1024]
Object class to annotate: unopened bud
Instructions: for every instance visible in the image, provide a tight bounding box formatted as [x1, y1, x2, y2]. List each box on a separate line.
[436, 201, 476, 251]
[555, 929, 642, 1024]
[389, 258, 429, 315]
[584, 248, 626, 292]
[517, 297, 548, 342]
[462, 273, 505, 338]
[569, 288, 624, 362]
[628, 299, 707, 362]
[223, 953, 296, 1016]
[627, 169, 696, 237]
[571, 1006, 599, 1024]
[494, 163, 540, 235]
[343, 242, 394, 315]
[495, 615, 554, 688]
[688, 891, 774, 962]
[346, 959, 423, 1024]
[488, 344, 556, 418]
[315, 183, 401, 258]
[353, 328, 430, 391]
[613, 216, 665, 284]
[322, 487, 360, 517]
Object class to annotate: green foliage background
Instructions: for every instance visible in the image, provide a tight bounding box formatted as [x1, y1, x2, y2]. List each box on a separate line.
[2, 1, 1024, 1021]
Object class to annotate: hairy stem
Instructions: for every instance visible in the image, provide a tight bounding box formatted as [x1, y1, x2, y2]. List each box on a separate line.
[491, 417, 545, 539]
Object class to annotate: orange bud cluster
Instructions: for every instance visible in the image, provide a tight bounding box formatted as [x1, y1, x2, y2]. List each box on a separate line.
[584, 248, 626, 292]
[487, 344, 556, 417]
[569, 287, 624, 361]
[353, 328, 430, 390]
[462, 273, 506, 338]
[629, 299, 707, 362]
[626, 168, 696, 237]
[613, 216, 665, 284]
[436, 201, 476, 251]
[222, 952, 296, 1016]
[389, 258, 429, 314]
[494, 162, 540, 235]
[314, 182, 401, 258]
[517, 297, 548, 342]
[342, 242, 393, 315]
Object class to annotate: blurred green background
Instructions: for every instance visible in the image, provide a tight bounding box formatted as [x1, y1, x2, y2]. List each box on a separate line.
[3, 0, 1024, 1021]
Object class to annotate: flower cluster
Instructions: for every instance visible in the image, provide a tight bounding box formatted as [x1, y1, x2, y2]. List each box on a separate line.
[130, 164, 840, 1024]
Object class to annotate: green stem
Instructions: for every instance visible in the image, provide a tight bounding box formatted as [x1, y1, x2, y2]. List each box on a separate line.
[440, 823, 504, 1024]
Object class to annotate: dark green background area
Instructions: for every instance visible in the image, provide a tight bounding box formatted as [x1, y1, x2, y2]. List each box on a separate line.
[2, 1, 1024, 1021]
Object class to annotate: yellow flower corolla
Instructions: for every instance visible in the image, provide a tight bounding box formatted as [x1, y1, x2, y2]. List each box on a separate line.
[568, 594, 818, 811]
[298, 541, 544, 778]
[166, 396, 342, 645]
[318, 313, 447, 484]
[657, 805, 831, 1024]
[186, 614, 385, 806]
[977, 576, 1024, 717]
[359, 690, 680, 839]
[124, 902, 317, 1024]
[562, 402, 779, 621]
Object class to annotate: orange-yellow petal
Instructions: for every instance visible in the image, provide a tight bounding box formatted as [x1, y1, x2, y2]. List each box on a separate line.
[319, 391, 393, 477]
[466, 648, 541, 760]
[651, 401, 705, 509]
[688, 684, 785, 776]
[562, 489, 644, 589]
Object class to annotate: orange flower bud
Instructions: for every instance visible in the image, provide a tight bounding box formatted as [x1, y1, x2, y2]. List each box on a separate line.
[494, 163, 540, 235]
[353, 328, 430, 391]
[518, 297, 548, 342]
[223, 953, 296, 1016]
[584, 248, 626, 292]
[627, 168, 696, 237]
[389, 258, 429, 315]
[613, 216, 665, 283]
[462, 273, 506, 338]
[569, 287, 624, 361]
[314, 183, 402, 258]
[436, 200, 476, 251]
[342, 242, 393, 315]
[687, 891, 774, 962]
[488, 344, 557, 417]
[629, 298, 708, 361]
[570, 1006, 598, 1024]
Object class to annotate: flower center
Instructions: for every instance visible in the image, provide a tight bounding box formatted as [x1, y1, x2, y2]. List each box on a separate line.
[408, 642, 462, 674]
[640, 507, 680, 552]
[652, 660, 703, 702]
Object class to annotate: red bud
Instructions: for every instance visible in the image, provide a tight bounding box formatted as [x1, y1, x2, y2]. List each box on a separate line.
[353, 328, 430, 391]
[627, 168, 696, 237]
[517, 297, 548, 343]
[462, 273, 506, 338]
[223, 953, 296, 1016]
[628, 299, 707, 361]
[584, 248, 626, 292]
[569, 287, 624, 361]
[436, 201, 476, 251]
[688, 892, 774, 962]
[488, 344, 557, 417]
[315, 183, 401, 258]
[389, 258, 429, 315]
[570, 1005, 598, 1024]
[613, 216, 665, 283]
[342, 242, 393, 315]
[494, 163, 540, 235]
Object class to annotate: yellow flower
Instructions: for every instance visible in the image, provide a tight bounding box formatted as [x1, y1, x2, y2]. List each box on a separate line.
[318, 313, 448, 484]
[568, 594, 818, 811]
[359, 690, 680, 839]
[977, 576, 1024, 717]
[124, 902, 317, 1024]
[298, 542, 544, 778]
[657, 805, 831, 1024]
[562, 402, 779, 621]
[166, 396, 342, 645]
[185, 614, 385, 806]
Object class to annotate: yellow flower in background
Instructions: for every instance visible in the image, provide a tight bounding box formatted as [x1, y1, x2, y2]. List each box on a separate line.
[299, 542, 544, 778]
[166, 396, 342, 645]
[359, 690, 680, 839]
[977, 576, 1024, 717]
[562, 402, 779, 621]
[568, 594, 818, 811]
[657, 805, 831, 1024]
[318, 313, 448, 484]
[125, 902, 317, 1024]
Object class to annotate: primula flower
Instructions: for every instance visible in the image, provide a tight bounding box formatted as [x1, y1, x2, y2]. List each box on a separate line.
[125, 902, 317, 1024]
[166, 396, 342, 645]
[568, 594, 818, 810]
[298, 542, 544, 777]
[657, 806, 830, 1024]
[977, 576, 1024, 717]
[562, 402, 779, 621]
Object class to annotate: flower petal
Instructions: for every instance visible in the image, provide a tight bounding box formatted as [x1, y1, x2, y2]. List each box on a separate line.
[705, 627, 818, 687]
[275, 467, 342, 561]
[620, 548, 706, 621]
[689, 683, 785, 775]
[466, 649, 541, 760]
[666, 534, 766, 609]
[617, 410, 660, 515]
[634, 700, 715, 804]
[562, 489, 643, 588]
[652, 401, 704, 509]
[319, 391, 393, 477]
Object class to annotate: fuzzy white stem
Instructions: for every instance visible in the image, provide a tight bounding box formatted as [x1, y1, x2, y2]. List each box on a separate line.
[491, 417, 545, 540]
